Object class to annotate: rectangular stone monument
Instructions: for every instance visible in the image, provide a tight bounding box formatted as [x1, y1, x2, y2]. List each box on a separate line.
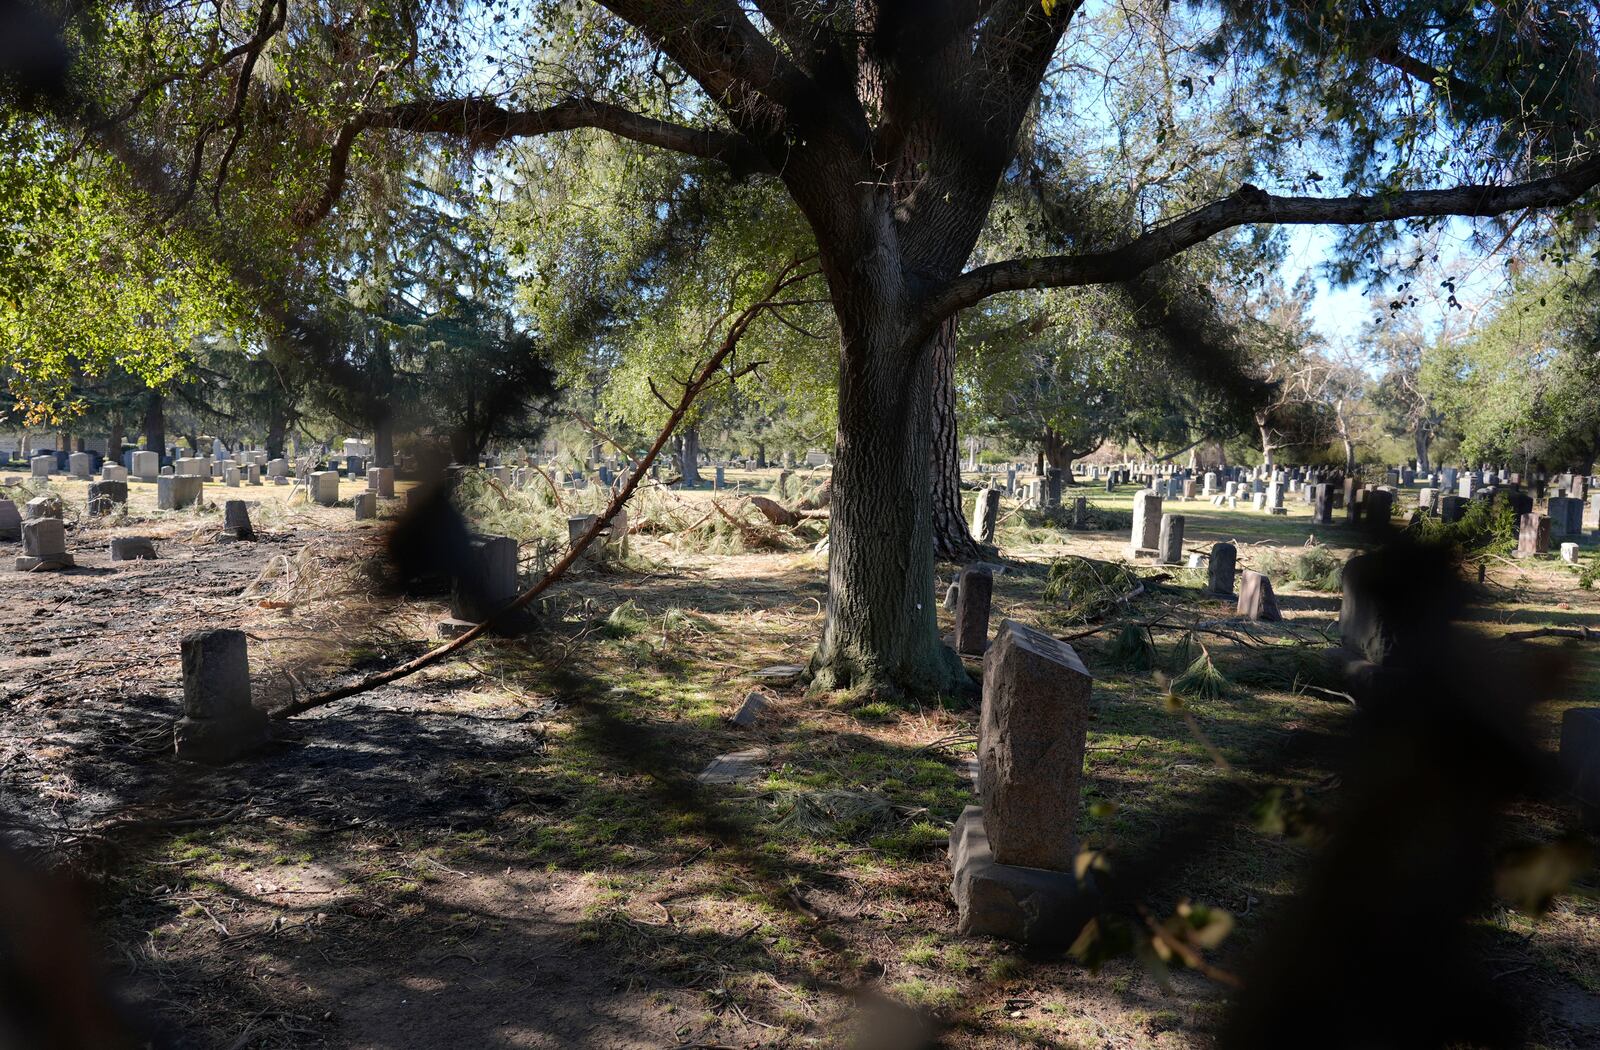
[267, 458, 289, 479]
[953, 565, 993, 656]
[1157, 513, 1184, 565]
[1237, 570, 1281, 621]
[1129, 491, 1162, 555]
[17, 517, 73, 570]
[1208, 541, 1236, 597]
[30, 455, 52, 478]
[309, 470, 340, 506]
[1312, 483, 1334, 524]
[157, 474, 203, 510]
[1548, 496, 1584, 539]
[447, 534, 520, 626]
[0, 498, 18, 540]
[174, 629, 268, 763]
[950, 620, 1092, 944]
[354, 492, 377, 520]
[24, 496, 62, 520]
[972, 488, 1001, 545]
[101, 463, 128, 483]
[132, 450, 159, 481]
[1516, 513, 1551, 557]
[86, 480, 128, 515]
[1364, 487, 1394, 526]
[69, 452, 92, 478]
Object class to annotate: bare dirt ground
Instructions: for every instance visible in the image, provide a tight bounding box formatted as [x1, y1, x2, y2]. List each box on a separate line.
[2, 470, 1598, 1048]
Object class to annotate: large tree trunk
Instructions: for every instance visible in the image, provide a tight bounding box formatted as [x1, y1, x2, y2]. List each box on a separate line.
[1414, 425, 1431, 472]
[374, 417, 394, 468]
[808, 302, 965, 697]
[266, 405, 287, 461]
[1041, 427, 1071, 470]
[142, 391, 164, 455]
[930, 317, 984, 561]
[108, 420, 124, 461]
[681, 424, 703, 487]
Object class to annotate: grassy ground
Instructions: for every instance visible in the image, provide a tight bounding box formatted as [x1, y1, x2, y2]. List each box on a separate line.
[3, 467, 1598, 1048]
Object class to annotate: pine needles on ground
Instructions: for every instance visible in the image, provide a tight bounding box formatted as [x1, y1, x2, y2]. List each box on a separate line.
[1169, 636, 1228, 701]
[1107, 622, 1156, 670]
[769, 788, 909, 840]
[1044, 556, 1143, 624]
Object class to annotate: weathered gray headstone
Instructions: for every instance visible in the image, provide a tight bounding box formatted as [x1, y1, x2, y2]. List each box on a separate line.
[954, 565, 994, 656]
[173, 629, 268, 763]
[1364, 487, 1394, 527]
[157, 474, 203, 510]
[977, 621, 1092, 869]
[1208, 542, 1237, 597]
[949, 620, 1093, 944]
[17, 517, 73, 570]
[730, 692, 772, 727]
[448, 534, 520, 625]
[1548, 496, 1585, 538]
[1561, 542, 1580, 564]
[1157, 513, 1184, 565]
[1237, 570, 1281, 621]
[30, 455, 53, 478]
[101, 463, 128, 483]
[1517, 513, 1551, 557]
[86, 480, 128, 516]
[972, 487, 1001, 545]
[24, 496, 62, 520]
[131, 450, 159, 481]
[110, 536, 158, 561]
[0, 498, 19, 540]
[221, 500, 254, 540]
[1129, 490, 1162, 554]
[309, 470, 340, 506]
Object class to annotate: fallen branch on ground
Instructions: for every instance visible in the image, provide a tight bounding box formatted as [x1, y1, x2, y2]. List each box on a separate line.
[272, 257, 818, 720]
[1502, 625, 1600, 642]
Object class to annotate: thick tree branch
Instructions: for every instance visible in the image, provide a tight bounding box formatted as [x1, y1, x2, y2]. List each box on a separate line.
[297, 96, 771, 225]
[920, 159, 1600, 340]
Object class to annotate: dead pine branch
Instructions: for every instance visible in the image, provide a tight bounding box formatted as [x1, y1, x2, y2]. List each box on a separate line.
[272, 256, 819, 720]
[1502, 624, 1600, 642]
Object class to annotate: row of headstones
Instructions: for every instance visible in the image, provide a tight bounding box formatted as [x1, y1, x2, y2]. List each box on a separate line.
[1, 494, 162, 567]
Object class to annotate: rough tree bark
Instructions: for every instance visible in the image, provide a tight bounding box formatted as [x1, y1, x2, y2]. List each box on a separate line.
[266, 404, 286, 460]
[681, 424, 703, 487]
[374, 417, 394, 468]
[808, 295, 965, 695]
[930, 317, 986, 561]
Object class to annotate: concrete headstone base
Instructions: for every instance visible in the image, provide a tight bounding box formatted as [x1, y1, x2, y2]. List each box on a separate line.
[15, 553, 75, 571]
[948, 806, 1088, 945]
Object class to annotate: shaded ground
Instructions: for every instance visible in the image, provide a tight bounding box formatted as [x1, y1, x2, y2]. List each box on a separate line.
[2, 469, 1598, 1048]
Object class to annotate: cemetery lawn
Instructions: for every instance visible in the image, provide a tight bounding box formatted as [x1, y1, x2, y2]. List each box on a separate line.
[3, 474, 1599, 1048]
